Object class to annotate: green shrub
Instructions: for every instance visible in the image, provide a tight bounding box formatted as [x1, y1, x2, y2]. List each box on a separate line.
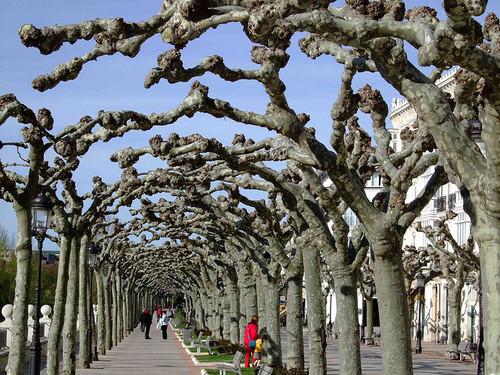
[211, 338, 244, 354]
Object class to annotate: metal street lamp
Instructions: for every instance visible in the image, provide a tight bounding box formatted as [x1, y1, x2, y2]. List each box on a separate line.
[88, 242, 100, 363]
[30, 193, 52, 375]
[415, 271, 425, 354]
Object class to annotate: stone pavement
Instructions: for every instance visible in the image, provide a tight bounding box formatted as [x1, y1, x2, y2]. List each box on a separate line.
[301, 331, 478, 375]
[22, 325, 477, 375]
[74, 325, 200, 375]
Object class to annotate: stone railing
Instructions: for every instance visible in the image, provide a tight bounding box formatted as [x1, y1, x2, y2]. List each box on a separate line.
[0, 303, 53, 372]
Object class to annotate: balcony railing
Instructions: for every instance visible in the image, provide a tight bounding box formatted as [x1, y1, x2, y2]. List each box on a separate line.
[435, 196, 447, 212]
[432, 194, 457, 213]
[448, 193, 456, 210]
[0, 328, 7, 349]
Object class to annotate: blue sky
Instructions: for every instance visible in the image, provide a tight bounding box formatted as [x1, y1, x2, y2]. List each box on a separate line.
[0, 1, 498, 249]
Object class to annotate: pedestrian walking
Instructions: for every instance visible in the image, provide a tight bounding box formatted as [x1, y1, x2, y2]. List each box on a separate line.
[160, 311, 170, 339]
[140, 307, 147, 332]
[253, 334, 267, 367]
[244, 315, 259, 367]
[144, 309, 153, 339]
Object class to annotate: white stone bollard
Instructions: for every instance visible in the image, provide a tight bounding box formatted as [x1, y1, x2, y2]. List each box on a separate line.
[27, 304, 35, 343]
[0, 305, 13, 348]
[40, 305, 52, 338]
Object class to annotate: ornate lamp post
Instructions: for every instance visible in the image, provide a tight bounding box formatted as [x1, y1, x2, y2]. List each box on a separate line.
[30, 193, 52, 375]
[88, 242, 100, 363]
[415, 271, 425, 354]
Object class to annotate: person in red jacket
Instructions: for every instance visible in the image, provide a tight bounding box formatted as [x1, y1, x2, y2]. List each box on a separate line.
[243, 315, 259, 367]
[156, 304, 162, 322]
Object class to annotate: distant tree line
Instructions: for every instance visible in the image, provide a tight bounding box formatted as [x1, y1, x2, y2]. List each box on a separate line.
[0, 225, 58, 308]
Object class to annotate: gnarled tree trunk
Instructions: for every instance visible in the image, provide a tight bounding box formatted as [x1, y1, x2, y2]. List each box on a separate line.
[47, 235, 71, 375]
[372, 238, 413, 375]
[303, 246, 326, 375]
[78, 235, 90, 368]
[96, 268, 105, 355]
[334, 273, 361, 375]
[62, 237, 80, 375]
[285, 268, 305, 370]
[6, 206, 31, 375]
[260, 263, 282, 367]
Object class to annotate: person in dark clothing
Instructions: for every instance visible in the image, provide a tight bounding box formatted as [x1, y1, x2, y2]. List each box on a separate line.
[160, 311, 170, 339]
[140, 308, 147, 332]
[144, 309, 153, 339]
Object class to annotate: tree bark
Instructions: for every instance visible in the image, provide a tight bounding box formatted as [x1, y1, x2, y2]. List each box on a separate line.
[447, 283, 462, 359]
[62, 237, 80, 375]
[112, 274, 118, 347]
[476, 234, 500, 373]
[115, 273, 122, 342]
[238, 286, 246, 341]
[78, 235, 90, 368]
[372, 252, 413, 375]
[46, 235, 71, 375]
[104, 272, 112, 351]
[366, 298, 374, 344]
[238, 263, 258, 321]
[121, 284, 127, 338]
[96, 268, 106, 355]
[260, 265, 282, 367]
[256, 273, 266, 329]
[6, 206, 31, 375]
[195, 292, 204, 331]
[303, 246, 326, 375]
[334, 273, 361, 375]
[227, 278, 240, 343]
[222, 294, 230, 340]
[285, 269, 305, 370]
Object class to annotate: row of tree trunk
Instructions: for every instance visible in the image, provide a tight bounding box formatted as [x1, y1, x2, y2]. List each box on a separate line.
[6, 229, 147, 375]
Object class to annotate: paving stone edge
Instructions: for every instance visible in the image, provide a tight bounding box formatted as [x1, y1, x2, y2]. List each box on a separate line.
[174, 328, 213, 373]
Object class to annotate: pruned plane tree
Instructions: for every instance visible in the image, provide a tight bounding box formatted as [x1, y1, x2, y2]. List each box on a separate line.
[12, 0, 500, 374]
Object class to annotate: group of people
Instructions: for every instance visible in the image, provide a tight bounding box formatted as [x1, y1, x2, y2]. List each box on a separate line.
[244, 315, 267, 368]
[140, 305, 173, 340]
[140, 309, 266, 366]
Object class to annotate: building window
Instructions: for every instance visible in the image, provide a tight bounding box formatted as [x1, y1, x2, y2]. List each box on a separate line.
[456, 213, 470, 245]
[448, 193, 456, 210]
[421, 220, 433, 247]
[344, 208, 359, 227]
[370, 174, 382, 187]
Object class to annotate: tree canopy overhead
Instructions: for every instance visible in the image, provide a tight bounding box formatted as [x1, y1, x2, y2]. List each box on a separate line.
[1, 1, 499, 375]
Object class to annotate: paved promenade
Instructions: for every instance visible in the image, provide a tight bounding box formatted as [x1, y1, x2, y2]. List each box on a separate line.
[320, 336, 477, 374]
[74, 325, 199, 375]
[21, 325, 478, 375]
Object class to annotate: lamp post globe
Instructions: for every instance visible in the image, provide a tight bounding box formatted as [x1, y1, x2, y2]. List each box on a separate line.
[415, 272, 425, 354]
[32, 193, 52, 231]
[30, 193, 52, 375]
[88, 242, 99, 267]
